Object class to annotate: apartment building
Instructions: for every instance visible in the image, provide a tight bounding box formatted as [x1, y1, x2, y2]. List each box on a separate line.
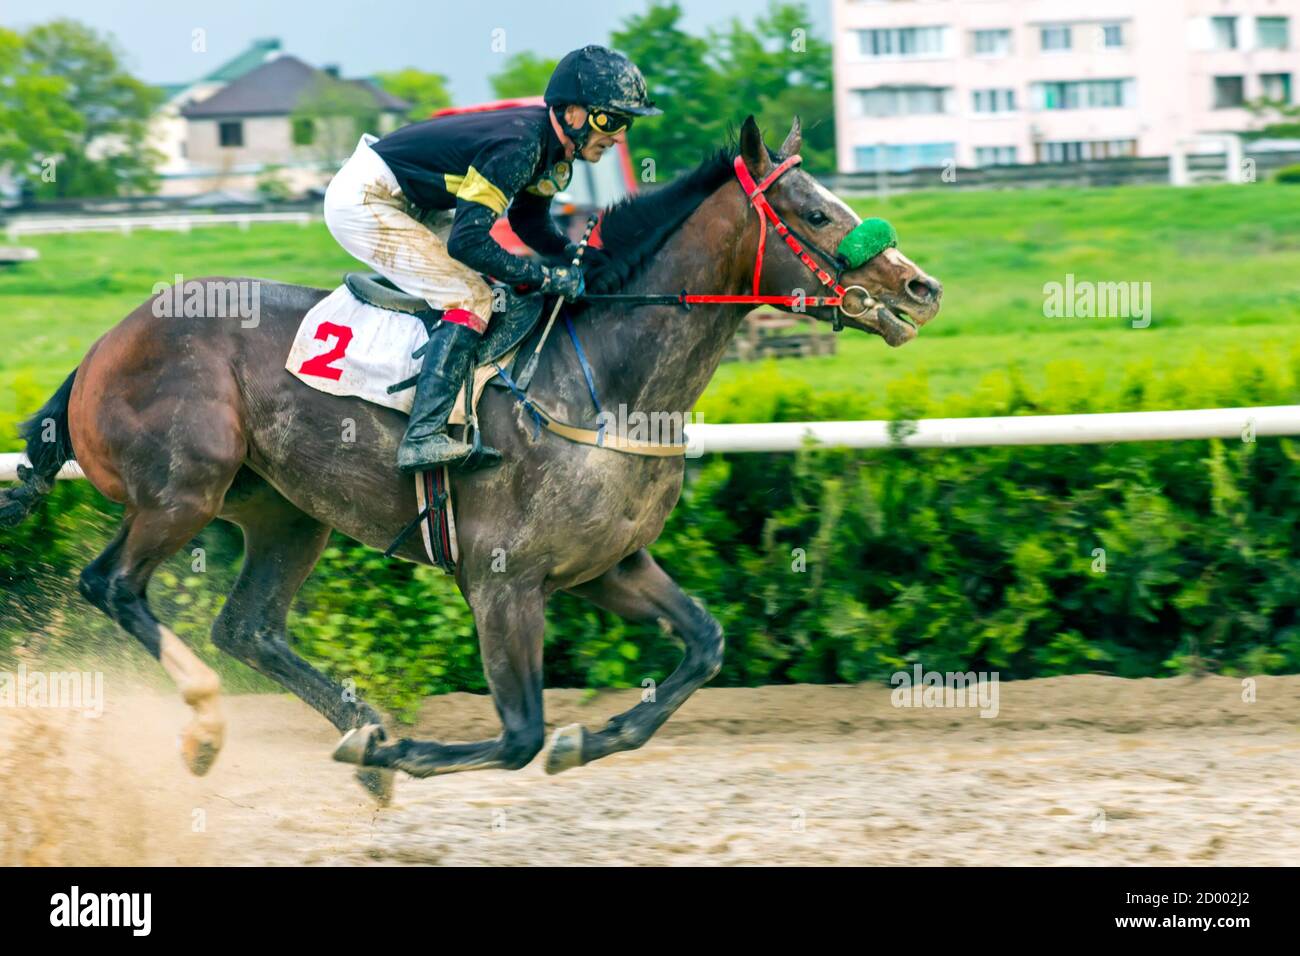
[832, 0, 1298, 171]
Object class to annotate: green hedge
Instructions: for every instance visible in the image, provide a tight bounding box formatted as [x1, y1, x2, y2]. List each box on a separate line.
[3, 348, 1299, 719]
[1275, 164, 1300, 185]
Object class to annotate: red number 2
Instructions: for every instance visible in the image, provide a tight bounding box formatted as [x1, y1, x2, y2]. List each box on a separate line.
[298, 321, 354, 381]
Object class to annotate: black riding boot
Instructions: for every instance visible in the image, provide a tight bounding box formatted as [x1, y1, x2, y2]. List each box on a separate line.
[397, 320, 499, 474]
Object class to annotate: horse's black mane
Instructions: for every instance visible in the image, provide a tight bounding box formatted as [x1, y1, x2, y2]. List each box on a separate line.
[583, 142, 772, 295]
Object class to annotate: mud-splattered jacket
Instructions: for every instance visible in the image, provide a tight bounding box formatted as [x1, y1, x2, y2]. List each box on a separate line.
[371, 105, 574, 288]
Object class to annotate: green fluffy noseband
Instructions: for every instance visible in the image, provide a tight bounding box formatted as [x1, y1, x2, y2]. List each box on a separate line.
[837, 218, 897, 269]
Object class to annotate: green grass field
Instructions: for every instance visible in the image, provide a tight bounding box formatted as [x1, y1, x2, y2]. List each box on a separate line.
[709, 181, 1300, 409]
[3, 181, 1299, 432]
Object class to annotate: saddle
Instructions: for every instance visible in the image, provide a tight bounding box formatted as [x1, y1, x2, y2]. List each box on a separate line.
[343, 272, 545, 369]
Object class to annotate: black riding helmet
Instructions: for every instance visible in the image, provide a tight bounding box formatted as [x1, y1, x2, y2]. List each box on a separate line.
[545, 45, 661, 148]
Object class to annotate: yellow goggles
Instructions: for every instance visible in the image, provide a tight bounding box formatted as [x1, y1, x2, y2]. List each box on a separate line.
[587, 108, 633, 135]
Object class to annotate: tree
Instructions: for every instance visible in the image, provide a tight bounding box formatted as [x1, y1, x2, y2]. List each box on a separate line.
[11, 20, 162, 198]
[0, 28, 81, 174]
[489, 52, 557, 100]
[714, 1, 835, 171]
[375, 68, 452, 122]
[290, 77, 381, 167]
[609, 0, 835, 180]
[611, 1, 727, 181]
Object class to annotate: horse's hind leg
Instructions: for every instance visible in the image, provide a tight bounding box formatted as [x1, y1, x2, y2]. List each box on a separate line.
[334, 585, 546, 778]
[79, 502, 229, 775]
[545, 549, 724, 774]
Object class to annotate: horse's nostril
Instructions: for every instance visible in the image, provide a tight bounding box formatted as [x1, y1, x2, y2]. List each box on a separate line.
[906, 278, 935, 302]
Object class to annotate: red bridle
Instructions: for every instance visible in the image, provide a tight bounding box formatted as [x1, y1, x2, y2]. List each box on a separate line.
[732, 154, 844, 303]
[577, 154, 877, 319]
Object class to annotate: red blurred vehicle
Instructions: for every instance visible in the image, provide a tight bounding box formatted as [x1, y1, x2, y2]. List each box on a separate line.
[429, 96, 638, 256]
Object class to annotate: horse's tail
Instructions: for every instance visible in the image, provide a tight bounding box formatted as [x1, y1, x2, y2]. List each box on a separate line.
[0, 369, 77, 528]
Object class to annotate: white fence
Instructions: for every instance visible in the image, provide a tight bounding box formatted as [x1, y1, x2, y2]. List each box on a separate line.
[686, 405, 1300, 453]
[5, 212, 315, 239]
[3, 405, 1298, 483]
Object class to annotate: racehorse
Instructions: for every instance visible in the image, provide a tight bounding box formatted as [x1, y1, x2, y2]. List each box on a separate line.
[1, 117, 941, 800]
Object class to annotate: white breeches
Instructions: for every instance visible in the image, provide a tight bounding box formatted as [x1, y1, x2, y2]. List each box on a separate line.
[323, 134, 494, 321]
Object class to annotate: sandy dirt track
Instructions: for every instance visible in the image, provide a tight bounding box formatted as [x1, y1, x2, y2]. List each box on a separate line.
[2, 674, 1298, 866]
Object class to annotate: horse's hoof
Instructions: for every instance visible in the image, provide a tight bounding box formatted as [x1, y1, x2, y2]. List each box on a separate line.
[333, 723, 383, 766]
[179, 724, 223, 777]
[545, 723, 586, 775]
[355, 768, 395, 806]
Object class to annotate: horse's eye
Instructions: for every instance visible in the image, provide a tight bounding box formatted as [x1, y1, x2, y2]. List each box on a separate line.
[807, 210, 831, 227]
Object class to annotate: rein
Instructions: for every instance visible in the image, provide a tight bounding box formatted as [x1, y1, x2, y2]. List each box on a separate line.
[580, 154, 880, 321]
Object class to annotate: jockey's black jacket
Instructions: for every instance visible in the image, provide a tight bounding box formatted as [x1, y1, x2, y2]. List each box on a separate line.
[371, 105, 574, 288]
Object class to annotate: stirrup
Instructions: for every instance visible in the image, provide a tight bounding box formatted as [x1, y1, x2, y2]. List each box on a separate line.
[458, 419, 501, 473]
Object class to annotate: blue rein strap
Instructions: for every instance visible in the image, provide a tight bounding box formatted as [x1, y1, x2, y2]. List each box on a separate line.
[491, 313, 607, 445]
[492, 361, 547, 439]
[564, 316, 606, 445]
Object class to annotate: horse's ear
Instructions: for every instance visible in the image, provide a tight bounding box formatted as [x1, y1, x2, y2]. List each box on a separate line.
[739, 115, 772, 177]
[779, 117, 802, 160]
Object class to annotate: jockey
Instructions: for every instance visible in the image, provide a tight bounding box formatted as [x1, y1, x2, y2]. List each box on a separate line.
[323, 44, 661, 474]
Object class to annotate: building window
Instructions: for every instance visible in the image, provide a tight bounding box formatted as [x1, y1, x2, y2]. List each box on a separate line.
[1257, 17, 1290, 50]
[292, 117, 316, 146]
[1032, 79, 1134, 110]
[857, 26, 949, 59]
[1100, 23, 1124, 49]
[1213, 75, 1245, 109]
[1261, 72, 1293, 103]
[856, 86, 950, 117]
[1040, 26, 1072, 51]
[218, 121, 244, 148]
[975, 146, 1017, 167]
[972, 88, 1017, 114]
[1211, 16, 1238, 50]
[973, 29, 1012, 56]
[1035, 140, 1136, 164]
[855, 142, 957, 173]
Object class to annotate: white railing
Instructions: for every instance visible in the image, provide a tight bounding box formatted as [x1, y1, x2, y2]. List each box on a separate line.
[4, 406, 1298, 483]
[686, 405, 1300, 453]
[5, 212, 315, 239]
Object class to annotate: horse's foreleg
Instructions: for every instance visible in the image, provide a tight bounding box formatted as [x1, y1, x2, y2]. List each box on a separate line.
[213, 484, 395, 800]
[335, 585, 547, 778]
[214, 485, 386, 732]
[546, 549, 724, 774]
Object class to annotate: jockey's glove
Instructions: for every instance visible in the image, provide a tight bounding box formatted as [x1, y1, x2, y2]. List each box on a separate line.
[542, 264, 585, 299]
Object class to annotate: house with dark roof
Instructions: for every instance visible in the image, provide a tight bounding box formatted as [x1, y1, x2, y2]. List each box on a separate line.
[180, 56, 407, 185]
[150, 38, 285, 186]
[149, 41, 408, 197]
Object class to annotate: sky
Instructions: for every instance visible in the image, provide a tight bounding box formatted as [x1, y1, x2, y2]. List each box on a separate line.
[0, 0, 832, 103]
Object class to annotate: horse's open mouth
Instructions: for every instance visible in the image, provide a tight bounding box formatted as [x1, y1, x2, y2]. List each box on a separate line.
[873, 304, 918, 347]
[887, 307, 917, 330]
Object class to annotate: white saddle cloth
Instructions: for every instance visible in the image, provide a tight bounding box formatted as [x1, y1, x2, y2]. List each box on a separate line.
[285, 285, 505, 424]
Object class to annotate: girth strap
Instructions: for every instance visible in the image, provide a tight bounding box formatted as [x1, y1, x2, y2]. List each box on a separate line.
[491, 355, 687, 458]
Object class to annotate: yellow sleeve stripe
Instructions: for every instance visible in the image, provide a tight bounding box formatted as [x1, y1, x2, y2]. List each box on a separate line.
[456, 166, 508, 214]
[442, 172, 465, 194]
